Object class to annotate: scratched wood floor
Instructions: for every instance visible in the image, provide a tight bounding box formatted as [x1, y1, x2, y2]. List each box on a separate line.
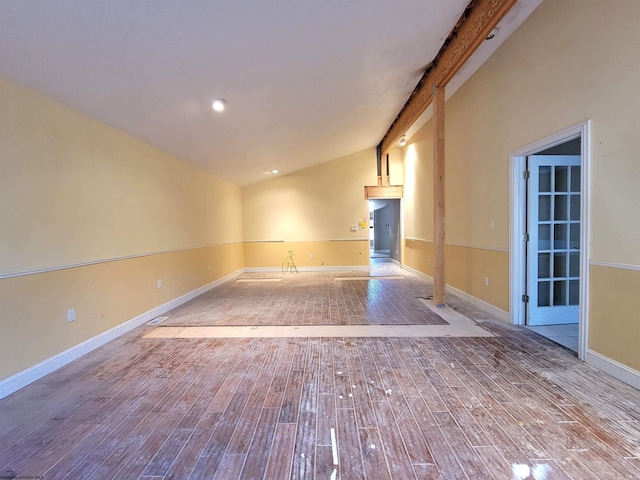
[161, 269, 447, 327]
[1, 263, 640, 479]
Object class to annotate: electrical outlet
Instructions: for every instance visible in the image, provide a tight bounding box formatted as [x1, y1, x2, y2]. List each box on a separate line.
[490, 219, 495, 229]
[484, 276, 489, 286]
[428, 259, 431, 266]
[67, 308, 76, 323]
[208, 265, 211, 271]
[309, 254, 313, 259]
[157, 279, 163, 288]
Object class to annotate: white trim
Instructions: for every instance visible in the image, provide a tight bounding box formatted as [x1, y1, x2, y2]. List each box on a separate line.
[0, 269, 243, 400]
[401, 264, 429, 280]
[512, 124, 584, 156]
[243, 240, 285, 243]
[446, 283, 510, 323]
[586, 350, 640, 391]
[0, 242, 241, 280]
[509, 120, 591, 361]
[1, 238, 373, 280]
[243, 267, 287, 273]
[244, 266, 370, 273]
[579, 121, 592, 362]
[244, 239, 369, 243]
[402, 265, 510, 322]
[328, 239, 369, 242]
[509, 152, 527, 327]
[399, 198, 405, 267]
[446, 242, 509, 253]
[404, 238, 508, 253]
[590, 260, 640, 272]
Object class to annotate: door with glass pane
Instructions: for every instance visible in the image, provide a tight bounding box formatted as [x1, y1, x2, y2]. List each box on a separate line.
[527, 155, 581, 325]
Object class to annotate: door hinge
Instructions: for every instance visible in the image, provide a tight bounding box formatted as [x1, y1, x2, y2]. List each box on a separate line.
[523, 233, 530, 242]
[523, 170, 530, 180]
[522, 294, 529, 303]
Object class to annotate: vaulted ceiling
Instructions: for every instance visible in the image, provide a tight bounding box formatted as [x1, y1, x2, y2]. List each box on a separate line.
[0, 0, 539, 186]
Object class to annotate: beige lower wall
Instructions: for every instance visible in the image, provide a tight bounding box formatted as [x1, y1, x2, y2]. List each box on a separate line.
[244, 241, 369, 269]
[589, 265, 640, 371]
[404, 239, 434, 277]
[447, 245, 509, 313]
[404, 240, 509, 312]
[0, 242, 244, 380]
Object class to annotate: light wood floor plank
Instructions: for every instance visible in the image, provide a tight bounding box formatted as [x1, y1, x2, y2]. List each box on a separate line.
[359, 426, 392, 480]
[336, 407, 366, 480]
[263, 422, 296, 480]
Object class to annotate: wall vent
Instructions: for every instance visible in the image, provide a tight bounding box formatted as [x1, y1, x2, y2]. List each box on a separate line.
[147, 316, 168, 326]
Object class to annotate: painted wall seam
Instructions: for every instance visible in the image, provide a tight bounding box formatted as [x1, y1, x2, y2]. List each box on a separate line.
[0, 242, 244, 279]
[589, 260, 640, 272]
[405, 238, 508, 253]
[444, 242, 509, 253]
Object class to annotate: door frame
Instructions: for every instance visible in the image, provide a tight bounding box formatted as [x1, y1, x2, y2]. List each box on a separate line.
[509, 120, 591, 360]
[369, 198, 403, 264]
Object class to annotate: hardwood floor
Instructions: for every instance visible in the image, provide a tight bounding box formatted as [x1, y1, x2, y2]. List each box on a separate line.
[1, 263, 639, 479]
[163, 270, 447, 327]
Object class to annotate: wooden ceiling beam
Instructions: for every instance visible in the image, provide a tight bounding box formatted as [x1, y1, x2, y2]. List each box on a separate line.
[379, 0, 517, 155]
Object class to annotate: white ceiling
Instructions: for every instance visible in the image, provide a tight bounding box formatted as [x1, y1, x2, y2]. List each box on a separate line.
[0, 0, 539, 186]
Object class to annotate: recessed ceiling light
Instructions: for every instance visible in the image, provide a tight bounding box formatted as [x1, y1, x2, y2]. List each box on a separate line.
[399, 135, 407, 147]
[212, 98, 227, 112]
[271, 169, 279, 174]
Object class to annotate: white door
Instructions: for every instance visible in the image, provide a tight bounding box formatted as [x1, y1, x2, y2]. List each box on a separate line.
[527, 155, 581, 325]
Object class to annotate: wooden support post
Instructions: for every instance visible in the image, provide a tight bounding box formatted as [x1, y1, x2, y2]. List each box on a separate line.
[433, 85, 446, 307]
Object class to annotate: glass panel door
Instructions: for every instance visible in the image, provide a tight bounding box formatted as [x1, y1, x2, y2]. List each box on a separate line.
[527, 155, 581, 325]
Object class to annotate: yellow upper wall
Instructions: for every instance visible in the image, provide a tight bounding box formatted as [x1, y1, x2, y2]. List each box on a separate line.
[444, 0, 640, 262]
[0, 75, 243, 275]
[242, 148, 376, 242]
[402, 119, 434, 242]
[403, 0, 640, 265]
[387, 146, 404, 187]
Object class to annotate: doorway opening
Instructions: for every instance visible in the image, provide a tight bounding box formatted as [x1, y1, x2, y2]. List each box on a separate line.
[510, 121, 591, 360]
[369, 199, 401, 265]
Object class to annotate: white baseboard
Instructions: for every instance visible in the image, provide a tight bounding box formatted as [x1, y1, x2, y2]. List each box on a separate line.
[402, 265, 510, 323]
[0, 269, 243, 400]
[400, 265, 432, 283]
[446, 284, 510, 323]
[586, 349, 640, 390]
[244, 265, 370, 273]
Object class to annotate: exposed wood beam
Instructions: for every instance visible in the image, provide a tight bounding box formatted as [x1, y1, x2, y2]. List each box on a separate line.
[364, 185, 403, 200]
[379, 0, 517, 155]
[433, 86, 446, 306]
